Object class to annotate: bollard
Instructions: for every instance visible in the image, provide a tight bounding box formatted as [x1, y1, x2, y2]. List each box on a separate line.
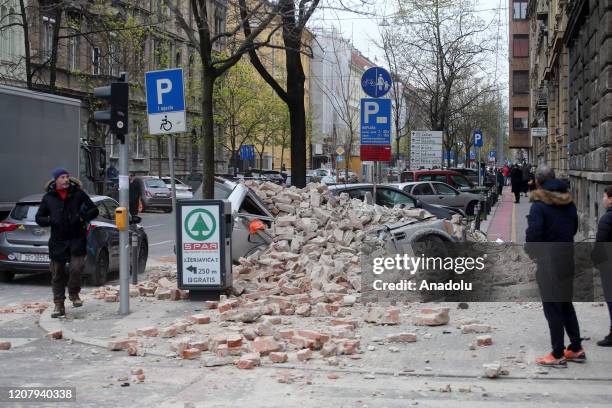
[130, 232, 139, 285]
[474, 201, 481, 231]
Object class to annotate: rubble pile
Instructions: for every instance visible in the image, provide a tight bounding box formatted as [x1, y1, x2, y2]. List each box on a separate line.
[234, 181, 439, 297]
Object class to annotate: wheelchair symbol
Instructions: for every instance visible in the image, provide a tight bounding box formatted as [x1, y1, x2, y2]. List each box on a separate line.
[160, 115, 173, 131]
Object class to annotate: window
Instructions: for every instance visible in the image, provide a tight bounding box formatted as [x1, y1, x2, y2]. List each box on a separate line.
[411, 183, 434, 195]
[346, 188, 369, 201]
[132, 123, 145, 158]
[513, 35, 529, 57]
[108, 33, 118, 76]
[67, 30, 79, 71]
[175, 50, 181, 68]
[42, 16, 56, 59]
[513, 70, 529, 94]
[513, 108, 529, 131]
[103, 199, 119, 217]
[96, 201, 111, 219]
[92, 46, 101, 75]
[376, 188, 416, 208]
[451, 175, 471, 188]
[401, 171, 414, 182]
[434, 183, 457, 195]
[513, 1, 527, 20]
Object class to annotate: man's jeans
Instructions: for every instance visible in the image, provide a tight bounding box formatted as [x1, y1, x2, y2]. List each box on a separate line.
[50, 256, 85, 302]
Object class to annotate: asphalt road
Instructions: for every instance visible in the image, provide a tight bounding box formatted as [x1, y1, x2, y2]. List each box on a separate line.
[0, 210, 175, 307]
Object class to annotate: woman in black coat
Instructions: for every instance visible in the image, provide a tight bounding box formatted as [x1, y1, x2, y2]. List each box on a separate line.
[510, 165, 523, 203]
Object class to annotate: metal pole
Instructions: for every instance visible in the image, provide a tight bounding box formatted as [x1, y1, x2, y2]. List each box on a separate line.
[373, 161, 377, 199]
[119, 136, 129, 315]
[167, 134, 177, 233]
[478, 147, 482, 186]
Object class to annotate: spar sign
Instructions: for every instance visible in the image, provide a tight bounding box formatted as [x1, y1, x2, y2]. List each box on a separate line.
[176, 201, 232, 290]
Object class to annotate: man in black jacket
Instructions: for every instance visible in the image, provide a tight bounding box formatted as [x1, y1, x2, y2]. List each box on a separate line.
[526, 165, 584, 367]
[595, 186, 612, 346]
[35, 168, 99, 318]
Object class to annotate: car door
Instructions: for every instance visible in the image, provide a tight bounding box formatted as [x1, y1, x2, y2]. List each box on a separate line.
[375, 188, 417, 209]
[431, 182, 461, 208]
[408, 183, 437, 206]
[101, 199, 121, 270]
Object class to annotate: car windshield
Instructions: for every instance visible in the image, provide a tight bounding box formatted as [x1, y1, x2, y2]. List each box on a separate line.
[145, 179, 166, 188]
[10, 203, 40, 221]
[214, 183, 232, 199]
[451, 175, 472, 188]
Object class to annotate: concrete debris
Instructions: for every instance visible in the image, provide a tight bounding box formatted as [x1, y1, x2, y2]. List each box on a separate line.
[483, 362, 502, 378]
[413, 307, 450, 326]
[461, 324, 492, 334]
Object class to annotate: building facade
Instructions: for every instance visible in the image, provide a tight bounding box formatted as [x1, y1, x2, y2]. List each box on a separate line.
[509, 0, 532, 156]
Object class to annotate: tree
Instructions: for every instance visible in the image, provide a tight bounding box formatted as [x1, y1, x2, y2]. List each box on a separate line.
[252, 81, 290, 171]
[395, 0, 496, 160]
[165, 0, 281, 198]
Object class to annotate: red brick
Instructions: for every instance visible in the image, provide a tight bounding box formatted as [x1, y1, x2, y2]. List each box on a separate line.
[331, 319, 359, 329]
[476, 335, 493, 346]
[159, 326, 177, 338]
[269, 352, 288, 363]
[190, 314, 211, 324]
[279, 329, 294, 339]
[218, 299, 240, 313]
[236, 353, 261, 369]
[215, 344, 229, 357]
[127, 344, 139, 356]
[252, 336, 281, 355]
[47, 330, 63, 340]
[180, 348, 202, 360]
[297, 330, 323, 341]
[382, 308, 401, 325]
[169, 288, 181, 301]
[0, 341, 11, 350]
[130, 368, 144, 375]
[189, 340, 209, 351]
[104, 294, 118, 302]
[227, 334, 243, 348]
[136, 327, 159, 337]
[172, 322, 192, 334]
[108, 339, 138, 351]
[203, 301, 218, 309]
[135, 373, 145, 382]
[342, 339, 360, 355]
[289, 336, 307, 348]
[297, 348, 313, 361]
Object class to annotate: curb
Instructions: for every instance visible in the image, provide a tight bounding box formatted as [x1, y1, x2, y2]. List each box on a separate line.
[37, 306, 168, 357]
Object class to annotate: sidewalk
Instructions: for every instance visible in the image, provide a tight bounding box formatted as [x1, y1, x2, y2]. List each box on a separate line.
[37, 288, 612, 382]
[484, 186, 531, 243]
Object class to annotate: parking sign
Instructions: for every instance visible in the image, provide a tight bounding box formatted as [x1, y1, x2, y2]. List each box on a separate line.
[360, 98, 391, 145]
[473, 130, 483, 148]
[145, 68, 186, 135]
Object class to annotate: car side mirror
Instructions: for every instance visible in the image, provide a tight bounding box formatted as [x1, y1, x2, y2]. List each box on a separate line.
[415, 199, 422, 207]
[130, 215, 142, 225]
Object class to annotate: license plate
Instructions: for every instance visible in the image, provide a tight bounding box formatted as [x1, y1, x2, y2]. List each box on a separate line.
[21, 253, 50, 263]
[155, 193, 168, 197]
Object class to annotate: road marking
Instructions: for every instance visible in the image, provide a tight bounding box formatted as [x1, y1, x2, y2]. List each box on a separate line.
[511, 202, 517, 243]
[150, 240, 174, 247]
[144, 224, 165, 229]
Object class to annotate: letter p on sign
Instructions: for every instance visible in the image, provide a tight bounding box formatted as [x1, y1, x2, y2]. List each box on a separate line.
[364, 101, 379, 124]
[157, 79, 172, 104]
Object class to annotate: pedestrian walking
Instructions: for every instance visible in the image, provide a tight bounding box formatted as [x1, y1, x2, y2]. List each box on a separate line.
[522, 163, 532, 196]
[510, 164, 523, 203]
[496, 168, 504, 196]
[594, 186, 612, 347]
[502, 164, 510, 186]
[526, 165, 584, 367]
[35, 168, 99, 318]
[129, 173, 143, 217]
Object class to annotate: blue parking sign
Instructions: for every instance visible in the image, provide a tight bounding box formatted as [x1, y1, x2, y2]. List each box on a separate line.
[360, 98, 391, 145]
[145, 68, 186, 135]
[473, 130, 483, 148]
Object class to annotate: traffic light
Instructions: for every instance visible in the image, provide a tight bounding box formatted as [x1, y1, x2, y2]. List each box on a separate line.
[93, 74, 129, 142]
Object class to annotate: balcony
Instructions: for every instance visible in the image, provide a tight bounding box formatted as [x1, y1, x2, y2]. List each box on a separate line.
[536, 84, 548, 110]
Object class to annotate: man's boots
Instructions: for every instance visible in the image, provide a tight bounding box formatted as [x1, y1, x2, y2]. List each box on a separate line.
[51, 301, 65, 318]
[597, 331, 612, 347]
[69, 294, 83, 308]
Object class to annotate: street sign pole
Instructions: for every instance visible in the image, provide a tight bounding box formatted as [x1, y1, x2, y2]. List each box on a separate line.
[478, 147, 481, 186]
[167, 133, 178, 232]
[119, 131, 129, 315]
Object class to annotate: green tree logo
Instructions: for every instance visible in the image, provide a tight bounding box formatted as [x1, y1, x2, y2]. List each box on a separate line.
[184, 209, 216, 241]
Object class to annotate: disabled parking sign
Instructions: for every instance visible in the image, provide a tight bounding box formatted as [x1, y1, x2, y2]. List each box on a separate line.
[145, 68, 186, 135]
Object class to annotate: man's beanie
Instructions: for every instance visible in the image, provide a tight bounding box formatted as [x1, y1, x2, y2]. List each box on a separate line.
[52, 167, 69, 180]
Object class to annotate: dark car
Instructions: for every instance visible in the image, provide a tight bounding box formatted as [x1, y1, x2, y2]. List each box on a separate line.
[327, 184, 464, 220]
[0, 195, 148, 285]
[449, 168, 496, 188]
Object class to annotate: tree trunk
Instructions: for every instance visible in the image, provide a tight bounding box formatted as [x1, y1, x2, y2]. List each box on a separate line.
[48, 2, 62, 92]
[19, 0, 32, 90]
[201, 72, 215, 199]
[285, 36, 307, 188]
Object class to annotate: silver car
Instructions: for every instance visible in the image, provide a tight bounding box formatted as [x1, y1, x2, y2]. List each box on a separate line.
[0, 195, 148, 285]
[161, 176, 194, 200]
[141, 176, 172, 212]
[389, 181, 484, 216]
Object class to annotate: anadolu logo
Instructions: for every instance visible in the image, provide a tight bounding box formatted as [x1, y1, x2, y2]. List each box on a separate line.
[184, 209, 216, 241]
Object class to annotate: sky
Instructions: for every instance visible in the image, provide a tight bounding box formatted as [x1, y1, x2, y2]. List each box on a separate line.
[310, 0, 509, 93]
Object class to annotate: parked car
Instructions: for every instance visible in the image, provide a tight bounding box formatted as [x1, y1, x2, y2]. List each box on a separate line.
[161, 176, 194, 200]
[0, 195, 148, 284]
[449, 168, 496, 187]
[141, 176, 172, 212]
[327, 184, 465, 220]
[400, 169, 489, 194]
[389, 181, 484, 216]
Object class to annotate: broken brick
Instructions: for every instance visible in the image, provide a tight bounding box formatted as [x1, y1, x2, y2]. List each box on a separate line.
[0, 341, 11, 350]
[252, 336, 282, 355]
[296, 348, 313, 361]
[180, 348, 202, 360]
[269, 352, 288, 363]
[136, 327, 159, 337]
[190, 314, 211, 324]
[236, 353, 261, 369]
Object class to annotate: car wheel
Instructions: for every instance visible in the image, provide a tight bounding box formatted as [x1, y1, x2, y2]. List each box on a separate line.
[137, 241, 148, 275]
[91, 249, 109, 286]
[0, 270, 15, 283]
[466, 201, 478, 216]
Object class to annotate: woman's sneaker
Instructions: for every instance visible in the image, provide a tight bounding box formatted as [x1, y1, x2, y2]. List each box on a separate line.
[535, 353, 567, 367]
[563, 348, 587, 363]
